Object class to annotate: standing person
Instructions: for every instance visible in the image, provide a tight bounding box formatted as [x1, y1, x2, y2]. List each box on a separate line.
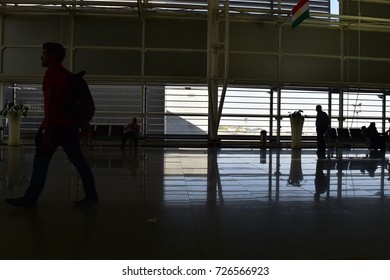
[366, 122, 386, 151]
[315, 105, 330, 155]
[120, 117, 140, 150]
[6, 42, 98, 207]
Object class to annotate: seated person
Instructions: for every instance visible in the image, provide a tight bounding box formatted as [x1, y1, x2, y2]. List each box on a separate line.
[386, 119, 390, 141]
[365, 122, 386, 151]
[121, 117, 140, 149]
[361, 126, 370, 146]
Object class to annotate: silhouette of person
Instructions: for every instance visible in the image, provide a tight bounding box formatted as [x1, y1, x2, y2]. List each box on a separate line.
[121, 117, 140, 150]
[363, 150, 385, 177]
[6, 42, 98, 207]
[366, 122, 385, 151]
[386, 119, 390, 141]
[361, 125, 370, 145]
[315, 105, 330, 154]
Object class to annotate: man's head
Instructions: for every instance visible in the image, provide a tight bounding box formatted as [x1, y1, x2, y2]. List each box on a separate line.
[41, 42, 65, 67]
[316, 105, 322, 112]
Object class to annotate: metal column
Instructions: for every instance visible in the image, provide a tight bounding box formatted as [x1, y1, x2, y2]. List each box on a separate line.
[207, 0, 229, 143]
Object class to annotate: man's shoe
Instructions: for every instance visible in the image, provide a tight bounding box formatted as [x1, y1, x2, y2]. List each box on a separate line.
[6, 197, 37, 207]
[74, 196, 98, 206]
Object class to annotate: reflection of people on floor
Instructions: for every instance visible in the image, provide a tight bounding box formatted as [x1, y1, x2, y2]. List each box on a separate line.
[127, 150, 140, 176]
[314, 157, 330, 200]
[121, 117, 140, 150]
[360, 150, 386, 177]
[387, 162, 390, 182]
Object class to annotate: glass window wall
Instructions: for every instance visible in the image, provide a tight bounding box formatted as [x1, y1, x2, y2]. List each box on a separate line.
[3, 83, 388, 141]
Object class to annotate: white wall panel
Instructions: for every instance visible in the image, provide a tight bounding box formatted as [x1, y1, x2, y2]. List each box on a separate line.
[145, 18, 206, 49]
[281, 56, 340, 83]
[345, 60, 390, 85]
[1, 8, 390, 88]
[3, 48, 47, 75]
[282, 26, 340, 55]
[74, 16, 141, 47]
[230, 22, 278, 53]
[344, 30, 390, 58]
[230, 54, 278, 81]
[145, 51, 206, 77]
[74, 49, 141, 76]
[4, 15, 69, 45]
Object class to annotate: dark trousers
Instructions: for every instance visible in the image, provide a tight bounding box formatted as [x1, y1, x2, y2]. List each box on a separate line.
[316, 126, 327, 153]
[24, 125, 96, 201]
[121, 132, 138, 149]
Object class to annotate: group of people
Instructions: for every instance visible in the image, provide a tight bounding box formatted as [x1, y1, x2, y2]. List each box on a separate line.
[316, 104, 388, 154]
[361, 122, 386, 151]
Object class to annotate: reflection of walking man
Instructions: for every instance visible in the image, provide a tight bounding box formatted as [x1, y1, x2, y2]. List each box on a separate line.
[6, 42, 98, 207]
[316, 105, 330, 155]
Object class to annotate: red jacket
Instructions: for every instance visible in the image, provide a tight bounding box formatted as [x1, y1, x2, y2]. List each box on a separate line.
[42, 63, 74, 128]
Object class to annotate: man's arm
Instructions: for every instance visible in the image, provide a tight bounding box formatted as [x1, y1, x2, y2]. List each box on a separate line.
[44, 87, 53, 129]
[42, 86, 55, 149]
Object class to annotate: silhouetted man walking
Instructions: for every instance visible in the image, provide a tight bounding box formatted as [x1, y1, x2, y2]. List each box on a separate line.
[6, 42, 98, 207]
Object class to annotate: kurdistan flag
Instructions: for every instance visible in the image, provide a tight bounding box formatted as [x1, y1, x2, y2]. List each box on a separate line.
[292, 0, 310, 29]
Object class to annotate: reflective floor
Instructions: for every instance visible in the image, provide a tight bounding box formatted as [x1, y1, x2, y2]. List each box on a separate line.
[1, 146, 390, 259]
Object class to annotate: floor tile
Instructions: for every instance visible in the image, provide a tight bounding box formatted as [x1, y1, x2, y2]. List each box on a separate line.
[1, 146, 390, 259]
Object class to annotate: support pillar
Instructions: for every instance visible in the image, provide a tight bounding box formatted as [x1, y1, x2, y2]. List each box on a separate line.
[207, 0, 229, 145]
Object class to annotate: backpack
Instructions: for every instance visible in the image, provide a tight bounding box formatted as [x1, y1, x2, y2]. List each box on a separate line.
[64, 70, 95, 125]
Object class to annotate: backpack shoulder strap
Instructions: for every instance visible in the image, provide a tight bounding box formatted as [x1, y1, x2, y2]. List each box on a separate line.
[73, 70, 86, 78]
